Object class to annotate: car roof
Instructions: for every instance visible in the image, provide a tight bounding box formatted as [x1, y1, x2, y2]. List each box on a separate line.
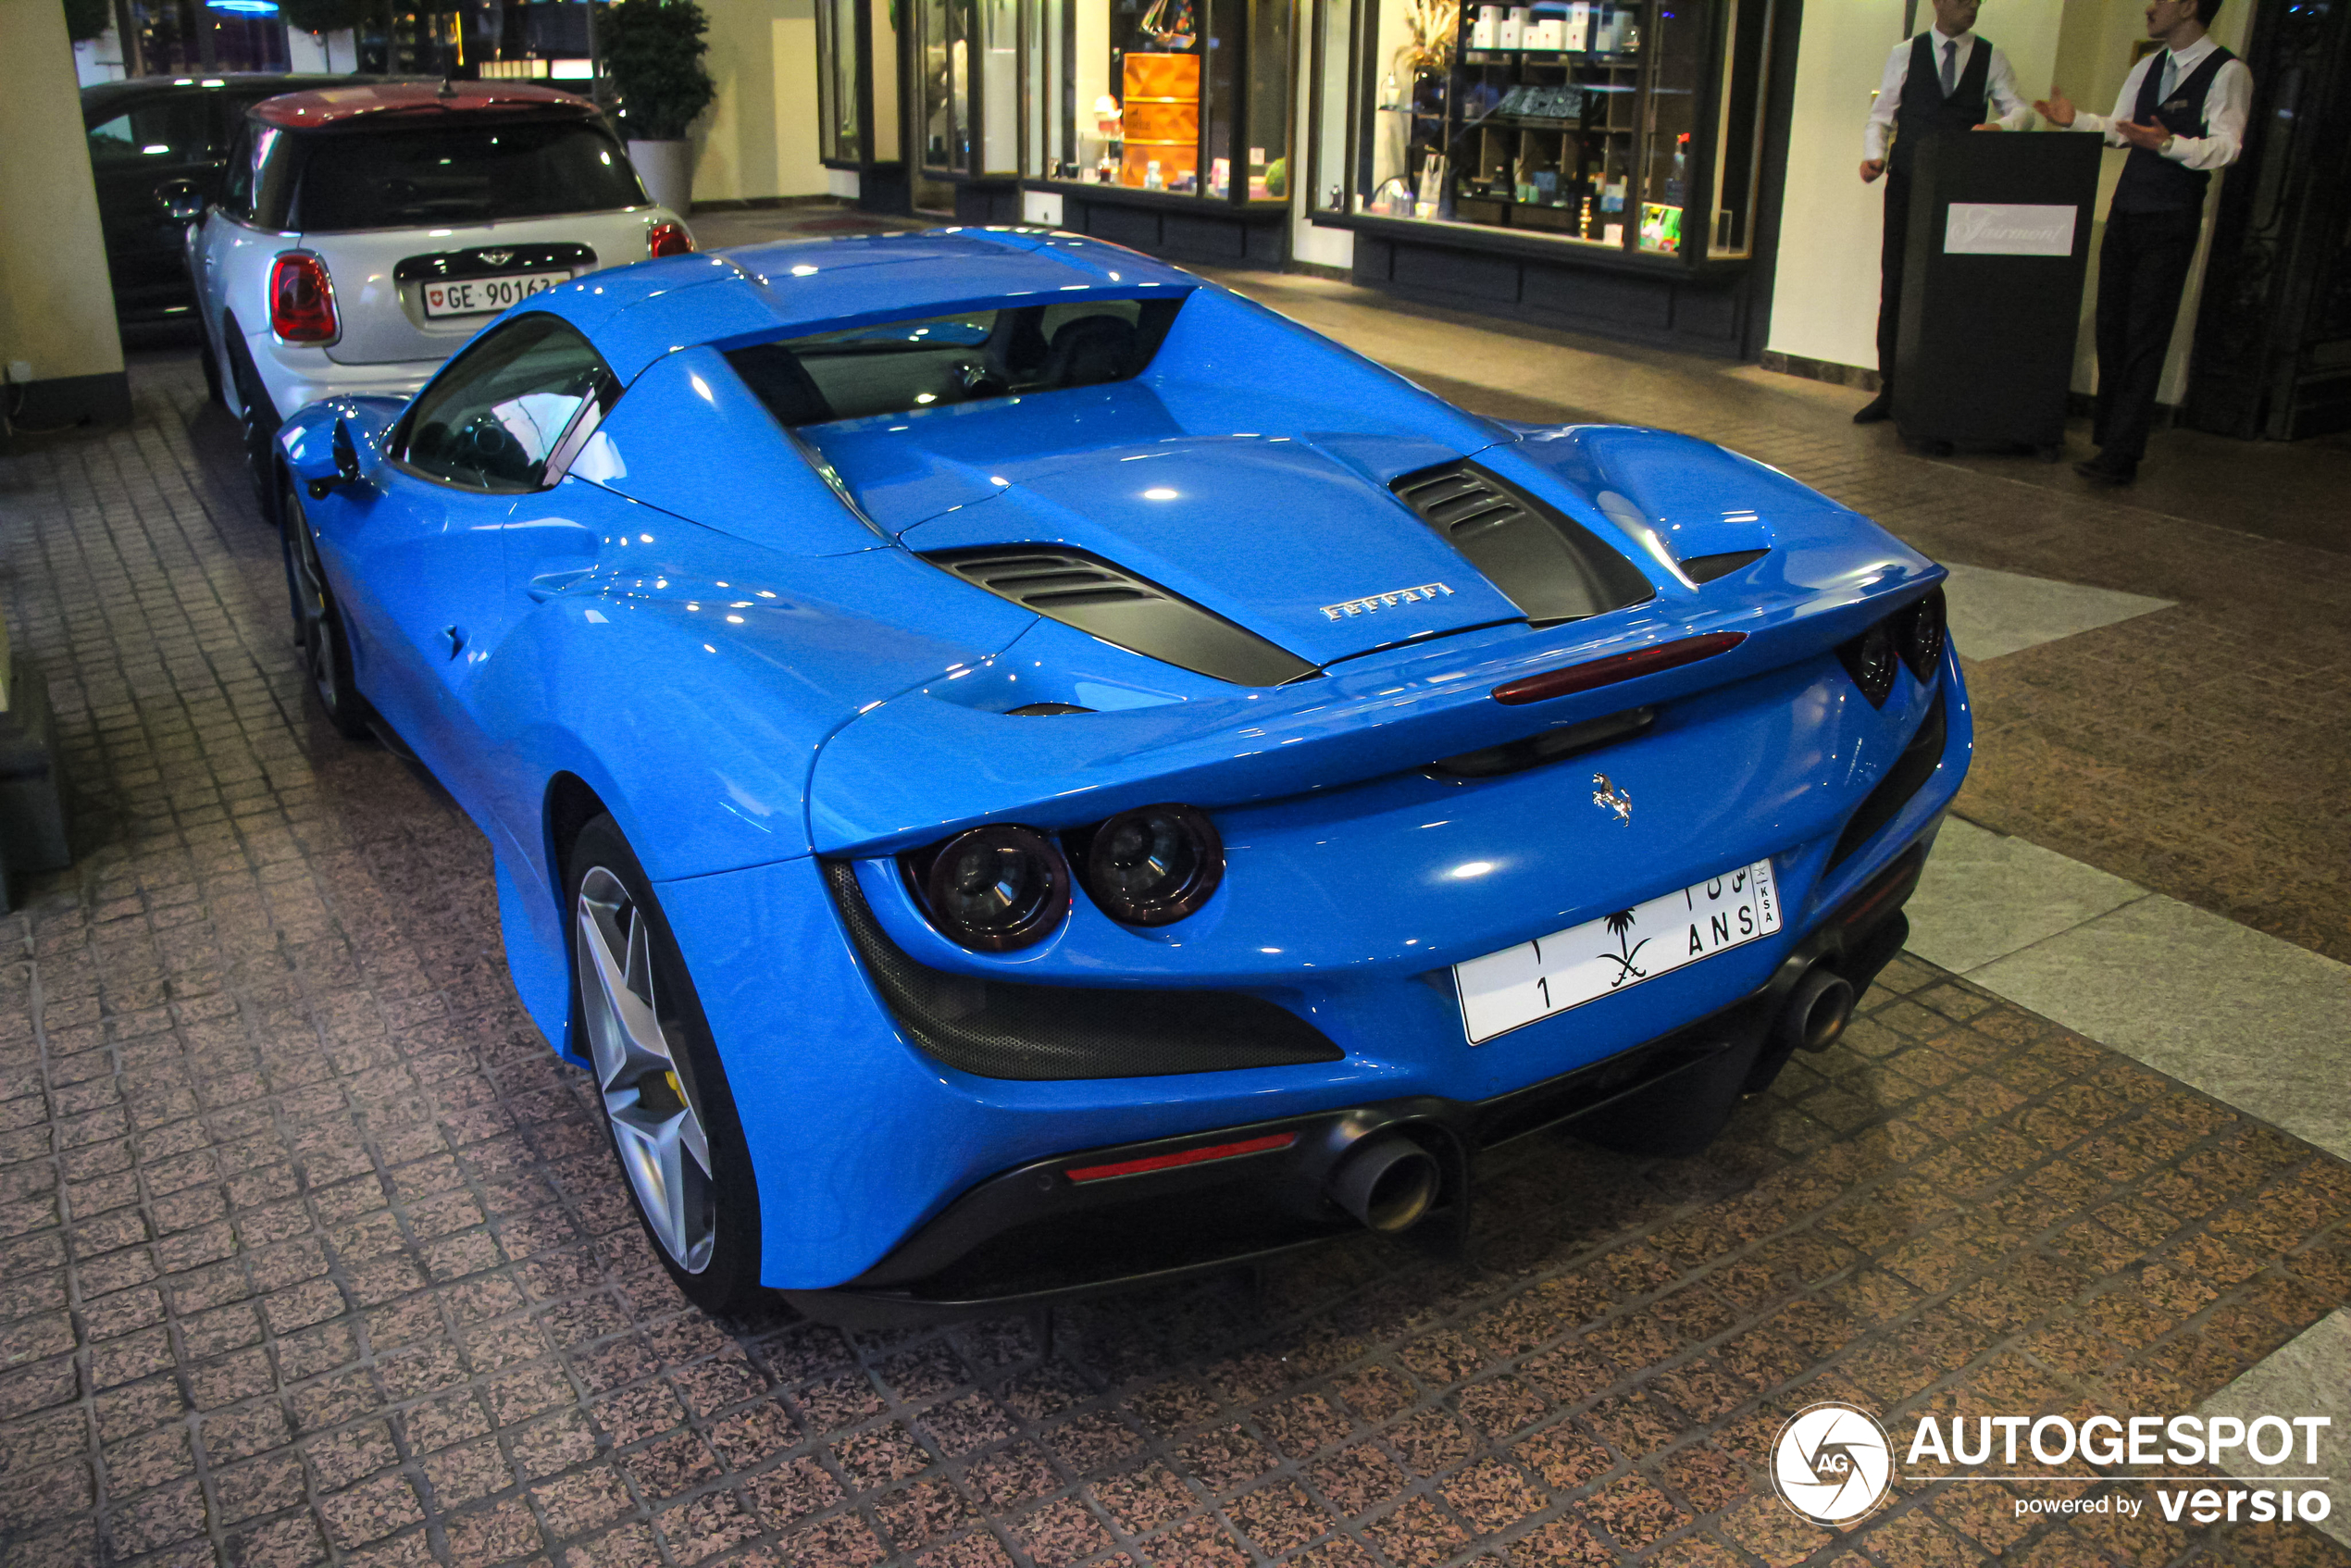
[81, 73, 385, 118]
[250, 81, 593, 130]
[533, 228, 1202, 384]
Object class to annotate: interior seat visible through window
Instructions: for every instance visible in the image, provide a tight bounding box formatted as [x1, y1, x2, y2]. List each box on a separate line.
[396, 313, 617, 492]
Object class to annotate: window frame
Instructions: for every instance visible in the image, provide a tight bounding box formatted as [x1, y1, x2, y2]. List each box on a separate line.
[1301, 0, 1773, 269]
[388, 313, 623, 495]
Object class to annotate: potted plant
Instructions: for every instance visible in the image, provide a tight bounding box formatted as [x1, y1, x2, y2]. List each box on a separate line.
[601, 0, 716, 217]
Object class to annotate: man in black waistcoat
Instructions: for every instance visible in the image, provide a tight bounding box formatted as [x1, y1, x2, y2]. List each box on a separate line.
[2038, 0, 2252, 483]
[1854, 0, 2032, 424]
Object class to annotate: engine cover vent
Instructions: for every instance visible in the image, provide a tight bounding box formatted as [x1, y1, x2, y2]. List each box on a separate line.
[1391, 461, 1655, 627]
[925, 545, 1316, 687]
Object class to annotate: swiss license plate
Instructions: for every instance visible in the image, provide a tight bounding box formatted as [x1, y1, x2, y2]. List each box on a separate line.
[1454, 859, 1782, 1044]
[421, 270, 569, 318]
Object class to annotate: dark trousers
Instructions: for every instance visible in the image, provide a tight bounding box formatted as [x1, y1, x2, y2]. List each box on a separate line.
[1874, 172, 1913, 389]
[2093, 205, 2202, 466]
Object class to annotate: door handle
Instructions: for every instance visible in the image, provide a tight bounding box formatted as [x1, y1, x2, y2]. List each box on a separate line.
[528, 568, 594, 602]
[442, 625, 466, 658]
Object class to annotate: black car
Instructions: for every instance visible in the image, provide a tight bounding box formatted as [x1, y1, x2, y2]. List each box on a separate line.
[81, 74, 390, 331]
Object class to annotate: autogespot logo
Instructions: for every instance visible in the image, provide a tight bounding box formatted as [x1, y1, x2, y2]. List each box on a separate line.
[1773, 1402, 1896, 1524]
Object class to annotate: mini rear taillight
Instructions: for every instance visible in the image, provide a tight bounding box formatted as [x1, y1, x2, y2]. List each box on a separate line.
[268, 253, 338, 343]
[647, 220, 695, 259]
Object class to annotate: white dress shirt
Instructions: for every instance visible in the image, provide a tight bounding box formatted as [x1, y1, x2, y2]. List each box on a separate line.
[2069, 35, 2252, 172]
[1863, 30, 2034, 161]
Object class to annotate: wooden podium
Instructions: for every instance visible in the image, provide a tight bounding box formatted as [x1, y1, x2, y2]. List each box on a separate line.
[1893, 131, 2103, 456]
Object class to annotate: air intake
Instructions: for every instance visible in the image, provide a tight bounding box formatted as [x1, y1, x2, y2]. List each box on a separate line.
[926, 546, 1316, 687]
[1391, 462, 1654, 627]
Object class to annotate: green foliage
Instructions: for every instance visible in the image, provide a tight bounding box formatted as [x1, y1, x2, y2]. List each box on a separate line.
[279, 0, 371, 34]
[602, 0, 716, 142]
[62, 0, 114, 44]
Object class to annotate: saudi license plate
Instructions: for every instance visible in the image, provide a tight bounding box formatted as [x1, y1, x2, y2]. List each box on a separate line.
[1454, 859, 1781, 1044]
[421, 271, 570, 318]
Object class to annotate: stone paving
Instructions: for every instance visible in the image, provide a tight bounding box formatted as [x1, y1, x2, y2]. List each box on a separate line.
[1, 348, 2347, 1568]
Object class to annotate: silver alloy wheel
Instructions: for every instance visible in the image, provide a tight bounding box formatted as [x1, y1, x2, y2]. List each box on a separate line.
[576, 866, 716, 1273]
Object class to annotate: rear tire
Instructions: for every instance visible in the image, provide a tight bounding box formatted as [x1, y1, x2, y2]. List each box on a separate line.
[230, 339, 280, 527]
[200, 338, 223, 405]
[566, 815, 766, 1314]
[280, 477, 373, 740]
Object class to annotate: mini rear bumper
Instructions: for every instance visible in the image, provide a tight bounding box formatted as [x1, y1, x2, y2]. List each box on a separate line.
[784, 836, 1928, 1326]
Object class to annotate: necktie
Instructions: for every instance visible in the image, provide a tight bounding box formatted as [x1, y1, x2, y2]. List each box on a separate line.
[1941, 39, 1959, 96]
[2158, 51, 2178, 99]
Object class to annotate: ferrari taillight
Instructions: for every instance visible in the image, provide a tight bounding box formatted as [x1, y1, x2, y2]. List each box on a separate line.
[1837, 586, 1945, 707]
[268, 253, 338, 343]
[647, 220, 694, 259]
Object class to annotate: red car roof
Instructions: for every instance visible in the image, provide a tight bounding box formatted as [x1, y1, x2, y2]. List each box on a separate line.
[251, 81, 594, 129]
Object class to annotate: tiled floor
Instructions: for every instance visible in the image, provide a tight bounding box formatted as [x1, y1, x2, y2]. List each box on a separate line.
[1, 275, 2345, 1568]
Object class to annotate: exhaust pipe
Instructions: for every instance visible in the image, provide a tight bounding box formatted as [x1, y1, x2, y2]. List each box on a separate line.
[1327, 1133, 1440, 1234]
[1779, 965, 1856, 1054]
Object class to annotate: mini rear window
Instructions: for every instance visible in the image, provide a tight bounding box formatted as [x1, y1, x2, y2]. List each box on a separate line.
[286, 116, 644, 231]
[725, 297, 1184, 429]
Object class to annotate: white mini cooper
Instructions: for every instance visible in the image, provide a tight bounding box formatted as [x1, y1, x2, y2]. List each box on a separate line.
[184, 81, 691, 516]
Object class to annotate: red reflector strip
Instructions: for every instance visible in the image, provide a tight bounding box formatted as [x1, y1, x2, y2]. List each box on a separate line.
[1490, 631, 1747, 706]
[1064, 1131, 1298, 1184]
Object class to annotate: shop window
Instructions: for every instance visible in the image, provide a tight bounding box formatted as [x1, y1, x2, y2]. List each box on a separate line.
[1033, 0, 1293, 202]
[1310, 0, 1772, 256]
[816, 0, 865, 163]
[919, 0, 1021, 178]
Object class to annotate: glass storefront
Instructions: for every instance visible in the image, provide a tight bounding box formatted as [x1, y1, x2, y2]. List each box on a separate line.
[1310, 0, 1774, 258]
[816, 0, 863, 163]
[916, 0, 1021, 179]
[1031, 0, 1291, 203]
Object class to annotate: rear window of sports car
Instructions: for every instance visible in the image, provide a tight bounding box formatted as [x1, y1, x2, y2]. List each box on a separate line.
[725, 296, 1184, 429]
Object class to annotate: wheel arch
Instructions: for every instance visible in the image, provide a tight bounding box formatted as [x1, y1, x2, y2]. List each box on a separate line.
[544, 771, 611, 893]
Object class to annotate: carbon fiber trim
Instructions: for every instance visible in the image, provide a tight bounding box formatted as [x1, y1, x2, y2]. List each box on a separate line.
[821, 861, 1344, 1080]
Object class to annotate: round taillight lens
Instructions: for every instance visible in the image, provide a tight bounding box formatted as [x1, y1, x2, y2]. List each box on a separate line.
[269, 253, 338, 343]
[1838, 620, 1899, 707]
[1083, 803, 1223, 927]
[1897, 586, 1947, 680]
[647, 220, 695, 259]
[917, 826, 1069, 952]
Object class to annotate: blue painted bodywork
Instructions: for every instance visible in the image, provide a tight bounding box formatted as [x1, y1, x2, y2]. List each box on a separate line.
[278, 227, 1972, 1288]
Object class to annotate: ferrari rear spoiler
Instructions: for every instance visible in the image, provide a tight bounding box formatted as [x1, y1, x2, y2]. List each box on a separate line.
[807, 555, 1945, 855]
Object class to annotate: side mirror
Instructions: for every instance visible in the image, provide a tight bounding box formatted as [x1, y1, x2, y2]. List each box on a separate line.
[307, 418, 367, 500]
[157, 180, 205, 221]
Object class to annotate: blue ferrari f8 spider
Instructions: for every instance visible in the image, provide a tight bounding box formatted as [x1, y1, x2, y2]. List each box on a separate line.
[274, 228, 1969, 1323]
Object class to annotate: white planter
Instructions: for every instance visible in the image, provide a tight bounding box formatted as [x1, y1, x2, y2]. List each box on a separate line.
[627, 139, 694, 217]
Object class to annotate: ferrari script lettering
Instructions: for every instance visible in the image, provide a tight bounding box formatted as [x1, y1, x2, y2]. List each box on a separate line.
[1321, 581, 1455, 621]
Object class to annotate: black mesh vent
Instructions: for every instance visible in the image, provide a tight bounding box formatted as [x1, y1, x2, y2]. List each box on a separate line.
[1828, 691, 1947, 869]
[925, 546, 1316, 687]
[1682, 548, 1770, 584]
[822, 861, 1344, 1080]
[1390, 461, 1655, 628]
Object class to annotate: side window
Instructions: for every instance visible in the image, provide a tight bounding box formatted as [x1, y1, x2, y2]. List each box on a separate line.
[220, 122, 259, 219]
[86, 96, 214, 166]
[397, 315, 616, 492]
